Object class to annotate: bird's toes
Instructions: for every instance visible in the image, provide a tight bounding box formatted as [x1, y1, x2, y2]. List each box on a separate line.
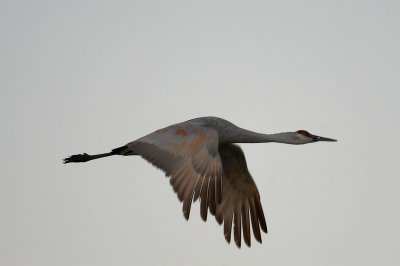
[63, 153, 90, 163]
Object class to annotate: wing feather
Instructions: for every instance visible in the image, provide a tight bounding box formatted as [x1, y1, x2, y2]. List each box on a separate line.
[200, 175, 210, 221]
[249, 198, 262, 242]
[124, 124, 267, 247]
[215, 144, 267, 247]
[224, 212, 233, 243]
[126, 122, 223, 221]
[242, 202, 251, 247]
[233, 205, 242, 248]
[255, 196, 268, 233]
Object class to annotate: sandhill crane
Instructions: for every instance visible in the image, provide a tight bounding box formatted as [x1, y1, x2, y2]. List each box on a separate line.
[64, 116, 336, 247]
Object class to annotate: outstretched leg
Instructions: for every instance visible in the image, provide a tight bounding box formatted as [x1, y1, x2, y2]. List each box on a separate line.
[63, 145, 132, 164]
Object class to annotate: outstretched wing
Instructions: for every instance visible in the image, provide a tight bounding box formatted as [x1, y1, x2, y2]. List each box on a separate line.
[125, 122, 223, 221]
[215, 144, 267, 248]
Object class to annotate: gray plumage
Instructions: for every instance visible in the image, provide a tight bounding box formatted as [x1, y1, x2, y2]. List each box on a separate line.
[64, 116, 336, 248]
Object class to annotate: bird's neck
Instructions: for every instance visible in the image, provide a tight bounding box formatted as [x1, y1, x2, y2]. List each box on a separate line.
[221, 127, 292, 144]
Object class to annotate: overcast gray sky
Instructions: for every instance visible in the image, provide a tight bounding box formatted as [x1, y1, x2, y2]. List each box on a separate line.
[1, 0, 399, 265]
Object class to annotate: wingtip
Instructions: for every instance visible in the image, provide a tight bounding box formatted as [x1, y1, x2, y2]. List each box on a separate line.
[183, 210, 190, 220]
[243, 237, 251, 247]
[200, 210, 208, 221]
[224, 232, 231, 244]
[215, 215, 223, 225]
[261, 224, 268, 234]
[235, 239, 242, 248]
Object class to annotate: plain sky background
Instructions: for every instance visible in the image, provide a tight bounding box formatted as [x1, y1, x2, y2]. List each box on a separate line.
[1, 0, 399, 265]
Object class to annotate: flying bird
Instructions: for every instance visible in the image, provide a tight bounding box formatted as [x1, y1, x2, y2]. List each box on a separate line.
[64, 116, 336, 247]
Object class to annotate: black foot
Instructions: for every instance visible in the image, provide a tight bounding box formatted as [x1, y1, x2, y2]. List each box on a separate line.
[63, 153, 91, 163]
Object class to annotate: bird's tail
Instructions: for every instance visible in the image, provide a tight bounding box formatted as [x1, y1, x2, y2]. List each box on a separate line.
[111, 145, 136, 156]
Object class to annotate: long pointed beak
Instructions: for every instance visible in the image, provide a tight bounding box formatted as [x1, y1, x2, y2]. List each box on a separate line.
[312, 135, 337, 142]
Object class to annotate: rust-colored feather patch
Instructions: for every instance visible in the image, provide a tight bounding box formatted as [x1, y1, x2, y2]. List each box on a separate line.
[175, 128, 188, 136]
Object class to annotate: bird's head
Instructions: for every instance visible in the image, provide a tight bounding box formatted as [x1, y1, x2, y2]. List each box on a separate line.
[292, 130, 337, 144]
